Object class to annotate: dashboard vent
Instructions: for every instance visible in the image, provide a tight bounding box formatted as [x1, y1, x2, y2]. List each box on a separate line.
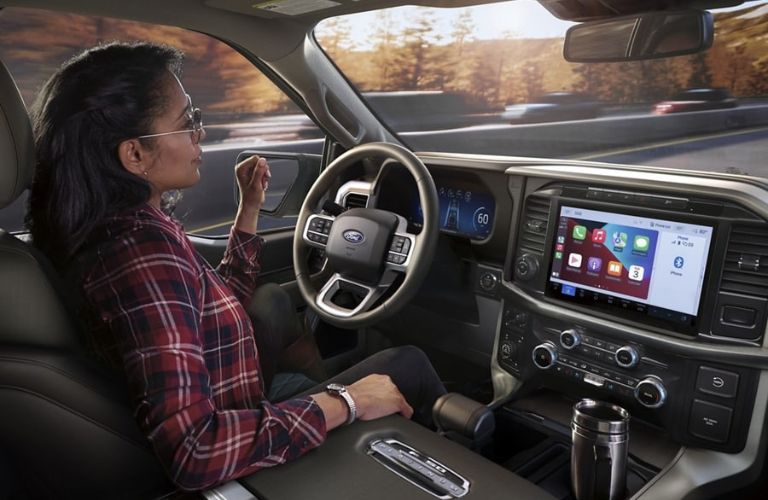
[519, 195, 551, 254]
[720, 224, 768, 298]
[344, 193, 368, 209]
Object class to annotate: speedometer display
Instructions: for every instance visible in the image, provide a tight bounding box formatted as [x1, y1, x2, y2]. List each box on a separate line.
[413, 185, 495, 239]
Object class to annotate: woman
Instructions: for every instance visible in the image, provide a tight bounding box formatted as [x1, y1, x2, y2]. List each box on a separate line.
[26, 42, 445, 491]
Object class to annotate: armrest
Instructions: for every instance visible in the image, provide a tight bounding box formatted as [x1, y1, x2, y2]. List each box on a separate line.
[237, 415, 554, 500]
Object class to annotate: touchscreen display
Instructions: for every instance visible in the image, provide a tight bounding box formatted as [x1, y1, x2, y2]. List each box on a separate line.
[413, 185, 495, 239]
[549, 206, 713, 326]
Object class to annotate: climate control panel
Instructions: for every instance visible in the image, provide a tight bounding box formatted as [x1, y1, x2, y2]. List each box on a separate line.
[497, 304, 758, 453]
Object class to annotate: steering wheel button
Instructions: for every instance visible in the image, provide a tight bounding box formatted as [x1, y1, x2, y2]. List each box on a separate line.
[402, 239, 411, 253]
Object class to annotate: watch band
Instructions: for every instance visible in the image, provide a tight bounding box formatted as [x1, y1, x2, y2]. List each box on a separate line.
[326, 383, 357, 425]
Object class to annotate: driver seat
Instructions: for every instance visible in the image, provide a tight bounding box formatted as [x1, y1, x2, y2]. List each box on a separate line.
[0, 59, 174, 498]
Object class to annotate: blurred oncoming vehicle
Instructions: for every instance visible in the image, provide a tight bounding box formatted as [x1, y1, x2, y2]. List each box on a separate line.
[653, 87, 738, 114]
[500, 92, 603, 124]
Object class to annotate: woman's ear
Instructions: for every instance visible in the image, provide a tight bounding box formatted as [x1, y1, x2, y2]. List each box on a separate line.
[118, 139, 150, 177]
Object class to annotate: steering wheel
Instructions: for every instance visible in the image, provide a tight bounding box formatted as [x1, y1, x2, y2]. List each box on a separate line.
[293, 142, 439, 328]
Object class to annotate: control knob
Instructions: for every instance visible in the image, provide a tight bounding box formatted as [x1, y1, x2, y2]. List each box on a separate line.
[532, 342, 558, 370]
[615, 346, 639, 369]
[560, 329, 582, 350]
[514, 254, 540, 281]
[634, 377, 667, 409]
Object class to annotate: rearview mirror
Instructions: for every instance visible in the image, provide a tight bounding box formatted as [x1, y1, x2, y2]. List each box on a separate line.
[564, 10, 713, 63]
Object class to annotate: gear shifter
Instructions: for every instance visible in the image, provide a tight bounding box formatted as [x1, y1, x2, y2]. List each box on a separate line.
[432, 393, 495, 451]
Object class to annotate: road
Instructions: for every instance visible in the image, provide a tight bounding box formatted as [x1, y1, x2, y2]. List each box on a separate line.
[574, 126, 768, 177]
[2, 122, 766, 236]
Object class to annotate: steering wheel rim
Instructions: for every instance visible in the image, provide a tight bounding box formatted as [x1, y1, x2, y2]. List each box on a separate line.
[293, 142, 439, 329]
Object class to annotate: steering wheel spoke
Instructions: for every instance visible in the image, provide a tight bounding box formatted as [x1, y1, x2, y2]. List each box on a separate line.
[302, 213, 336, 249]
[384, 216, 418, 273]
[316, 272, 398, 318]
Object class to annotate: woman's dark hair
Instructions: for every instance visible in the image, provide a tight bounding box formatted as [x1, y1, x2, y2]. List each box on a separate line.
[26, 41, 183, 268]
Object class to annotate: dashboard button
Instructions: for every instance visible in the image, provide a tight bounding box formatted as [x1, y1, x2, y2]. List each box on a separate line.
[560, 329, 581, 349]
[515, 254, 539, 281]
[696, 366, 739, 399]
[532, 343, 557, 369]
[689, 399, 732, 443]
[635, 377, 667, 408]
[615, 346, 639, 369]
[479, 272, 498, 291]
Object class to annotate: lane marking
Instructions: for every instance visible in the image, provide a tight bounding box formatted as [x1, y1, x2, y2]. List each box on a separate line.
[573, 125, 768, 160]
[188, 219, 234, 235]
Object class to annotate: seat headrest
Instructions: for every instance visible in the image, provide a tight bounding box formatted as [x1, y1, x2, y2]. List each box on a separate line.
[0, 59, 34, 209]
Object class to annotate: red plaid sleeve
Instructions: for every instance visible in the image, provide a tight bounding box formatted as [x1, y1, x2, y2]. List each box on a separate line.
[216, 228, 264, 304]
[82, 225, 326, 491]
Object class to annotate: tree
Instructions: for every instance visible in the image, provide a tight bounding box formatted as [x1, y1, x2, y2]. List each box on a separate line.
[521, 61, 544, 101]
[391, 9, 437, 90]
[687, 52, 713, 89]
[370, 11, 398, 90]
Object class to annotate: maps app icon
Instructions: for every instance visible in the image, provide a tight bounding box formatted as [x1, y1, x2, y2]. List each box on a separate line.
[612, 232, 627, 249]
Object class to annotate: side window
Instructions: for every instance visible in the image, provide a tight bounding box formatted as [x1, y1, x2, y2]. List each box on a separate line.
[0, 8, 323, 235]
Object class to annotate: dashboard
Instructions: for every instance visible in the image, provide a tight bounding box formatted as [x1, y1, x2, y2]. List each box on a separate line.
[370, 155, 768, 467]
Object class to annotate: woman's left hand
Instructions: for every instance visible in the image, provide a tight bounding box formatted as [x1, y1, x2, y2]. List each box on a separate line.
[235, 155, 271, 212]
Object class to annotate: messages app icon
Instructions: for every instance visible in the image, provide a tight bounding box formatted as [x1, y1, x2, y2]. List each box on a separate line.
[633, 235, 650, 252]
[573, 225, 587, 240]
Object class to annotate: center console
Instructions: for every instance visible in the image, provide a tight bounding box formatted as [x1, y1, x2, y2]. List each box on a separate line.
[499, 184, 765, 454]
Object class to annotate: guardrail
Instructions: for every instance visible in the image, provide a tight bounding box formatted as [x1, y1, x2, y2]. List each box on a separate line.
[402, 105, 768, 157]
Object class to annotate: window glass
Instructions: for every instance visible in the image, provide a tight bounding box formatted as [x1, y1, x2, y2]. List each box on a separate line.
[0, 8, 321, 235]
[316, 0, 768, 179]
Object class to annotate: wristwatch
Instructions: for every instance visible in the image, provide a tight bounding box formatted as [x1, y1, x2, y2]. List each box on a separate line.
[326, 383, 357, 425]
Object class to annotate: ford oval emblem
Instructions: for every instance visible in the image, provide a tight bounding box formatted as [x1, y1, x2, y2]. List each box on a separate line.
[343, 230, 365, 244]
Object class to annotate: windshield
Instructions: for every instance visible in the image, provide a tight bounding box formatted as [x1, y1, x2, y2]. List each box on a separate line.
[316, 0, 768, 179]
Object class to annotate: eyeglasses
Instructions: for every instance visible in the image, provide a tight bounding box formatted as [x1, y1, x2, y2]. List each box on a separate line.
[137, 107, 204, 144]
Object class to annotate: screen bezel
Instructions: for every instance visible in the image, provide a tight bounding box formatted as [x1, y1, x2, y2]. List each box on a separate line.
[544, 200, 719, 335]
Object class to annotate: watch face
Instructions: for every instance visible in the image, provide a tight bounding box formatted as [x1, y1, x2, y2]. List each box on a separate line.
[326, 383, 345, 393]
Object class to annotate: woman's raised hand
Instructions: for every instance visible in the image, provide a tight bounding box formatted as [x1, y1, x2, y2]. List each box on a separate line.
[235, 154, 271, 211]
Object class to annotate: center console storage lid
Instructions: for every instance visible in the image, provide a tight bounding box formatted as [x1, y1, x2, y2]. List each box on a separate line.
[239, 415, 554, 500]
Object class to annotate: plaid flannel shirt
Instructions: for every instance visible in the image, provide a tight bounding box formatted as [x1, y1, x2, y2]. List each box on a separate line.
[78, 205, 326, 490]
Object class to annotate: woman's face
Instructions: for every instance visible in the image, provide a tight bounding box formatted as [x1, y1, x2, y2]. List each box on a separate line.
[140, 74, 204, 197]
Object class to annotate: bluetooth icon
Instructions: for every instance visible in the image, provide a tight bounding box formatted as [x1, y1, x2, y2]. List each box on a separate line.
[674, 256, 684, 269]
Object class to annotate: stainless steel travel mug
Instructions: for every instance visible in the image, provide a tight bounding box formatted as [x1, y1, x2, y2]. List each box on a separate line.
[571, 399, 630, 500]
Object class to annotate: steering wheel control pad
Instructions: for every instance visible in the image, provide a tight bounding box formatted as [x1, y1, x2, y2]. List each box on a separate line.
[325, 208, 398, 283]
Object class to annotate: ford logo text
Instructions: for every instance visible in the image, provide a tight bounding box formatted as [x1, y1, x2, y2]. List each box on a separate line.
[343, 230, 365, 244]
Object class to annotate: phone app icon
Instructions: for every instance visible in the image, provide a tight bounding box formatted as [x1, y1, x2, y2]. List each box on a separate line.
[555, 251, 563, 259]
[612, 232, 627, 249]
[568, 253, 582, 268]
[607, 260, 623, 277]
[633, 235, 650, 252]
[591, 229, 606, 243]
[557, 236, 565, 244]
[556, 244, 564, 252]
[629, 265, 645, 281]
[572, 225, 587, 241]
[587, 257, 602, 273]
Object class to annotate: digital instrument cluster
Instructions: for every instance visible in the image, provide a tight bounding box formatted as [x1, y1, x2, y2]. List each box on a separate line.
[412, 184, 495, 239]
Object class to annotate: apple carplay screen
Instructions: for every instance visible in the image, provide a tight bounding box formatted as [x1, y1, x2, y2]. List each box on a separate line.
[547, 205, 714, 331]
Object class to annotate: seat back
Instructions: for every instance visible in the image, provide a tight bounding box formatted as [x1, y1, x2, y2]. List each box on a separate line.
[0, 59, 173, 499]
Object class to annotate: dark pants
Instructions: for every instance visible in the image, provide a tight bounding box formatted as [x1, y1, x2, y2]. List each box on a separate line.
[296, 345, 447, 428]
[247, 283, 447, 427]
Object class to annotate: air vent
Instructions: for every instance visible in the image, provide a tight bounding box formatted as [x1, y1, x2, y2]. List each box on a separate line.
[344, 193, 369, 209]
[720, 224, 768, 298]
[519, 195, 551, 254]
